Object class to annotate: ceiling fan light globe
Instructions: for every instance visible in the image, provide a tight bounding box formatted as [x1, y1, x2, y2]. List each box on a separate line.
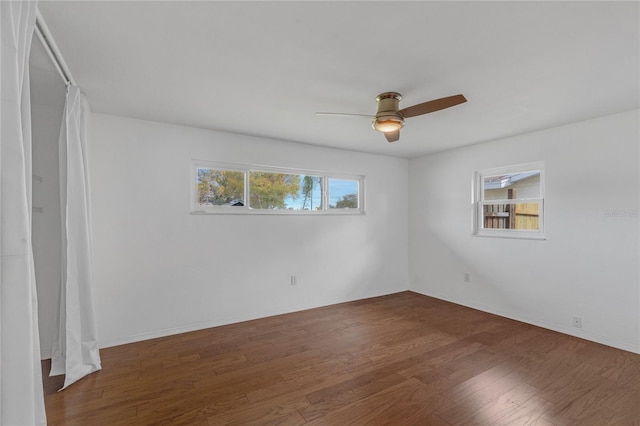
[373, 118, 404, 133]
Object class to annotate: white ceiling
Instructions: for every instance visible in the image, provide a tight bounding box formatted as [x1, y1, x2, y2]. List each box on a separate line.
[36, 1, 639, 158]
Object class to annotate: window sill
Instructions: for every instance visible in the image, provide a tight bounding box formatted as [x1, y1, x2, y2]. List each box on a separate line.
[472, 231, 546, 240]
[190, 209, 366, 216]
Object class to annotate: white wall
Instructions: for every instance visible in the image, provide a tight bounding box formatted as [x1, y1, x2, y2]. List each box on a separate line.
[89, 114, 409, 347]
[30, 37, 65, 358]
[409, 110, 640, 353]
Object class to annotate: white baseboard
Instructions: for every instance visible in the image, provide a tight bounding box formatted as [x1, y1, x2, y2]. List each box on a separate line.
[97, 287, 403, 349]
[409, 289, 640, 355]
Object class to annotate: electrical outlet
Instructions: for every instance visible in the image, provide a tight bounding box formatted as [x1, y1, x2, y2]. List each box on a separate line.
[572, 316, 582, 328]
[290, 275, 297, 286]
[464, 272, 471, 283]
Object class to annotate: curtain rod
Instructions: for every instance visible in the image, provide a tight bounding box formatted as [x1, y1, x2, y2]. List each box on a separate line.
[35, 10, 76, 87]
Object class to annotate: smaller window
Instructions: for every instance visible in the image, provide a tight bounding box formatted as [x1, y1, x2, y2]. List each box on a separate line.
[328, 178, 360, 210]
[473, 162, 545, 239]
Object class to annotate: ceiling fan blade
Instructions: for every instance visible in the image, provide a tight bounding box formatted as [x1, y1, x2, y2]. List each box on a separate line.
[399, 94, 467, 118]
[315, 112, 374, 119]
[384, 129, 400, 143]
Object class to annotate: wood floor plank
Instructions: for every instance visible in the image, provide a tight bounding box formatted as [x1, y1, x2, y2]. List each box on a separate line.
[345, 333, 464, 377]
[300, 370, 407, 421]
[303, 378, 445, 425]
[459, 382, 540, 425]
[491, 395, 556, 426]
[398, 340, 485, 380]
[436, 370, 533, 425]
[205, 394, 310, 426]
[537, 362, 605, 409]
[448, 362, 525, 401]
[42, 291, 640, 425]
[246, 369, 354, 405]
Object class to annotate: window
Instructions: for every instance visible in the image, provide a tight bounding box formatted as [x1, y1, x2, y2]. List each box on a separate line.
[192, 161, 364, 214]
[328, 178, 360, 210]
[473, 162, 544, 239]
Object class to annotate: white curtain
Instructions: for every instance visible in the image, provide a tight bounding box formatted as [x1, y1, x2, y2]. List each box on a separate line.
[50, 85, 102, 389]
[0, 0, 48, 424]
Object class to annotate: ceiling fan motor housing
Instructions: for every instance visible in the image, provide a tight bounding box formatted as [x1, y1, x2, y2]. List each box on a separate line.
[373, 92, 405, 132]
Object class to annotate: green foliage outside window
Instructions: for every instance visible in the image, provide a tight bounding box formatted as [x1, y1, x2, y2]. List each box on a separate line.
[334, 193, 358, 208]
[197, 169, 244, 206]
[248, 171, 300, 209]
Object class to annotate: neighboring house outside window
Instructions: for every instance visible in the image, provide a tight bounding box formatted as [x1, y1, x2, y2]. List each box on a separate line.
[473, 162, 545, 239]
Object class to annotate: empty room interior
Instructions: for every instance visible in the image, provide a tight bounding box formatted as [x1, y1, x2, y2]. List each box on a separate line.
[3, 1, 639, 425]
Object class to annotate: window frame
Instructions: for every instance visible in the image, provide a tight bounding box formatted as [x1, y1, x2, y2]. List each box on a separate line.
[191, 160, 365, 215]
[472, 161, 545, 240]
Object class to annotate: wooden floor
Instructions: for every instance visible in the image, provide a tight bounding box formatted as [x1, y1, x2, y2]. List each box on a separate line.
[43, 291, 640, 425]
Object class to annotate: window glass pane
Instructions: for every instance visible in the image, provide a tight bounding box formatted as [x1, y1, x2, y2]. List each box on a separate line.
[249, 171, 322, 210]
[197, 168, 245, 206]
[482, 202, 540, 230]
[295, 175, 323, 210]
[483, 171, 541, 200]
[328, 179, 359, 209]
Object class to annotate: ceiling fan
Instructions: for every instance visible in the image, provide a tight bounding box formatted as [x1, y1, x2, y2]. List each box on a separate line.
[316, 92, 467, 142]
